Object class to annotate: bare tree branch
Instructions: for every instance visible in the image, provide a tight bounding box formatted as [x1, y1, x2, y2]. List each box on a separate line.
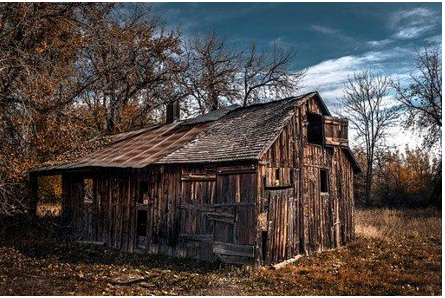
[337, 70, 399, 205]
[392, 44, 442, 149]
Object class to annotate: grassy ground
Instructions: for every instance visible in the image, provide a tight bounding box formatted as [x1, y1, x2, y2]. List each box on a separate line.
[0, 208, 441, 295]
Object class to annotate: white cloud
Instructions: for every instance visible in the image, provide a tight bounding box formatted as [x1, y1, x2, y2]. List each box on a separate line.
[301, 49, 407, 104]
[311, 25, 356, 44]
[311, 25, 339, 35]
[300, 48, 417, 149]
[301, 48, 413, 103]
[367, 39, 392, 48]
[394, 25, 436, 40]
[390, 7, 440, 40]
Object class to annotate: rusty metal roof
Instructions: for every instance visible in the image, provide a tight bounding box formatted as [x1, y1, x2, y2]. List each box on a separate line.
[34, 122, 210, 173]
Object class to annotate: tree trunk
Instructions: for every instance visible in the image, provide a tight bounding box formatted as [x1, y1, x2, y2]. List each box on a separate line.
[364, 163, 373, 206]
[210, 92, 218, 111]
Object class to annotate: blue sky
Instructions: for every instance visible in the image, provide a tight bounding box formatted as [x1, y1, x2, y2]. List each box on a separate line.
[152, 3, 441, 149]
[153, 3, 441, 99]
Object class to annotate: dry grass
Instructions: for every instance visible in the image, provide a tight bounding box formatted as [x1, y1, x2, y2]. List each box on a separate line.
[0, 208, 441, 295]
[355, 208, 441, 241]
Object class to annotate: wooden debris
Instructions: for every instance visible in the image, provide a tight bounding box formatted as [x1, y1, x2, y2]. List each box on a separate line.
[272, 255, 303, 270]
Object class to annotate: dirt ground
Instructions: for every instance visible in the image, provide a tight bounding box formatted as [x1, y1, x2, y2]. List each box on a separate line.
[0, 208, 441, 295]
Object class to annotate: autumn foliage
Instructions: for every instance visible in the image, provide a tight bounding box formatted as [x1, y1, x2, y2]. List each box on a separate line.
[354, 147, 441, 207]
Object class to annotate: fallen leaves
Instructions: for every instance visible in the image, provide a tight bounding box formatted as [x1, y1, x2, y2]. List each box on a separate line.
[0, 209, 442, 295]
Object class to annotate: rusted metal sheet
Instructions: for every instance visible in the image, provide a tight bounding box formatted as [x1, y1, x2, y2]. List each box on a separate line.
[36, 122, 210, 172]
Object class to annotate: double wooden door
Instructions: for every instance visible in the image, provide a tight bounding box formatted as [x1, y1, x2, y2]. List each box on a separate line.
[179, 168, 256, 263]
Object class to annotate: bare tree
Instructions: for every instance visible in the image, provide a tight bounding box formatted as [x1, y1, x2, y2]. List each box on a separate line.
[182, 31, 240, 113]
[182, 31, 305, 114]
[240, 42, 305, 107]
[392, 45, 442, 149]
[338, 70, 399, 206]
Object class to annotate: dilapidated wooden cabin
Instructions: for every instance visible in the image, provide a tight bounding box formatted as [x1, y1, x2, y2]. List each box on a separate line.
[30, 92, 360, 266]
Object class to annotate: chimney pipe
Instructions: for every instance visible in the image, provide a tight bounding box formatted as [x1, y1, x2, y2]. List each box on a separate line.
[166, 100, 180, 124]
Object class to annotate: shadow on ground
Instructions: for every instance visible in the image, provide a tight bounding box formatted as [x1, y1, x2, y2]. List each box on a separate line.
[0, 209, 442, 295]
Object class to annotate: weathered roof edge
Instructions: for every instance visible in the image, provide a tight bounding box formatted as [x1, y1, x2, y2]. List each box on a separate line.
[341, 147, 362, 173]
[255, 92, 326, 161]
[254, 92, 361, 174]
[153, 93, 316, 165]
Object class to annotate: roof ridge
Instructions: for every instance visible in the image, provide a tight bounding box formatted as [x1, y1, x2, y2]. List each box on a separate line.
[106, 92, 318, 143]
[227, 91, 317, 112]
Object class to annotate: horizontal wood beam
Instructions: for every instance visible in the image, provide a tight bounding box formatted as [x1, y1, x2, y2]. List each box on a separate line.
[213, 241, 254, 258]
[264, 185, 293, 190]
[206, 212, 235, 224]
[179, 234, 213, 242]
[181, 173, 216, 181]
[217, 166, 256, 175]
[214, 252, 249, 264]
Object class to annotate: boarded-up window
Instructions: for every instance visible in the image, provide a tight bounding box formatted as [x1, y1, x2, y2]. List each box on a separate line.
[83, 179, 93, 204]
[265, 167, 291, 188]
[320, 169, 328, 193]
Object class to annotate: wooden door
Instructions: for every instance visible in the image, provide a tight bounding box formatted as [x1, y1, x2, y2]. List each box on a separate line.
[264, 188, 294, 264]
[179, 174, 216, 261]
[211, 169, 256, 264]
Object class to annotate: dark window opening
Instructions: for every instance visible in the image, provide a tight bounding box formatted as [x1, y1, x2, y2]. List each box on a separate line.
[83, 178, 93, 204]
[261, 231, 268, 263]
[137, 210, 147, 237]
[307, 112, 323, 145]
[275, 168, 280, 180]
[320, 169, 329, 193]
[138, 181, 149, 204]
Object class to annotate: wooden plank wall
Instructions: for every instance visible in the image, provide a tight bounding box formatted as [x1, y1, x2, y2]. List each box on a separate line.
[60, 95, 355, 266]
[61, 163, 258, 264]
[257, 97, 355, 265]
[62, 170, 137, 251]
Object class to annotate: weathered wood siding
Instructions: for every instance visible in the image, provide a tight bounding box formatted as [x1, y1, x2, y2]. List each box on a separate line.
[61, 163, 257, 264]
[257, 97, 355, 265]
[60, 96, 355, 266]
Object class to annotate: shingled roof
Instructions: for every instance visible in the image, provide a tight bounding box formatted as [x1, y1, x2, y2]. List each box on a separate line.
[157, 94, 311, 164]
[32, 92, 332, 174]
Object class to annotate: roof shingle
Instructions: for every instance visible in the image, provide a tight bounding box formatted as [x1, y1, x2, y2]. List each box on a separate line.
[157, 94, 310, 164]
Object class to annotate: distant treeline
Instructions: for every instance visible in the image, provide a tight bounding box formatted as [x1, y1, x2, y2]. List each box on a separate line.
[354, 147, 442, 208]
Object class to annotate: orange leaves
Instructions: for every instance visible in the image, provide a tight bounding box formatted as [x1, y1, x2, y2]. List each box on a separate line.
[373, 148, 438, 206]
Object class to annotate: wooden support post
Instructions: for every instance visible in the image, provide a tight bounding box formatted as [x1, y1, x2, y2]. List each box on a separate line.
[28, 172, 38, 216]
